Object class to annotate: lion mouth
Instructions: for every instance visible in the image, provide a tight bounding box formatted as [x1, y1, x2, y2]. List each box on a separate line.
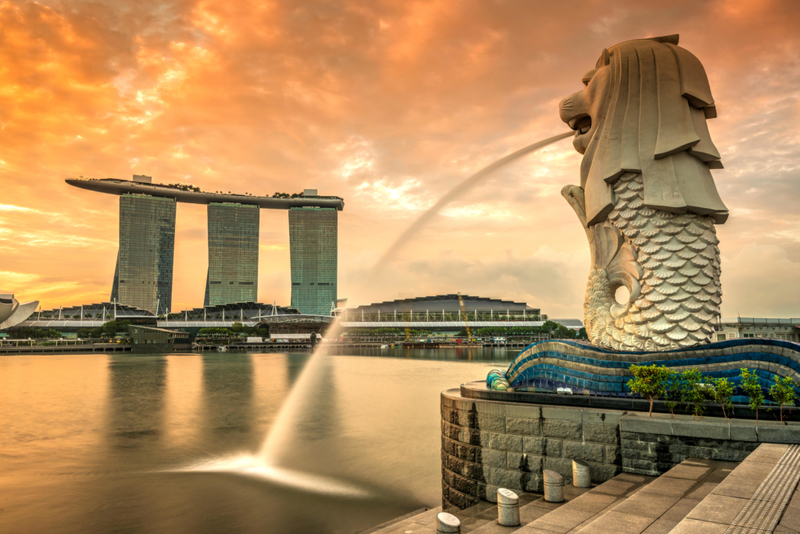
[568, 114, 592, 135]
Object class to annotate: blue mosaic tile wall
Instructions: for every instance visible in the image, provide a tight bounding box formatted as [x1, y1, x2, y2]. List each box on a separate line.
[495, 338, 800, 402]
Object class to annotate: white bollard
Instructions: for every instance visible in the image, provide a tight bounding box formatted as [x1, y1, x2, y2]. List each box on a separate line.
[436, 512, 460, 534]
[543, 469, 564, 503]
[573, 459, 591, 488]
[497, 488, 521, 526]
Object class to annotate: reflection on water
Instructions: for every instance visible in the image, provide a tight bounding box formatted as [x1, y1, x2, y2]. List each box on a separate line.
[325, 345, 519, 362]
[108, 355, 167, 446]
[0, 349, 514, 533]
[201, 353, 255, 448]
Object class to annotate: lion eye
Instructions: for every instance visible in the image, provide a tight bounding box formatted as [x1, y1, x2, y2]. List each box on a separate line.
[582, 69, 597, 86]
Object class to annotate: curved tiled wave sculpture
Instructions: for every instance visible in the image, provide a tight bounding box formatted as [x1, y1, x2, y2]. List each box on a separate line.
[489, 339, 800, 402]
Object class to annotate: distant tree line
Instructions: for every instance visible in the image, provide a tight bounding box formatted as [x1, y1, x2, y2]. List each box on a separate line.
[76, 320, 131, 339]
[343, 328, 434, 336]
[197, 322, 269, 337]
[10, 327, 65, 339]
[469, 321, 588, 339]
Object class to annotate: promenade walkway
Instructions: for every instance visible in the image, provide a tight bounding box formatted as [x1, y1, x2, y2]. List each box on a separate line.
[367, 443, 800, 534]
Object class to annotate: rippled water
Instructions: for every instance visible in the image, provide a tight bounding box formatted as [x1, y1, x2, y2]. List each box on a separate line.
[0, 348, 514, 534]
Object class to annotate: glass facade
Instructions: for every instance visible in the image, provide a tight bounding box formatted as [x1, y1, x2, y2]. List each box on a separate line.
[110, 194, 176, 314]
[289, 207, 337, 315]
[204, 202, 259, 306]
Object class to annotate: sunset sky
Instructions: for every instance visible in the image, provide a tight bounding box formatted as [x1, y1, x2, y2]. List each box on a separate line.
[2, 0, 800, 318]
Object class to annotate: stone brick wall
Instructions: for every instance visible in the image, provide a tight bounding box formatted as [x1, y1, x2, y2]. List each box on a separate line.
[443, 388, 800, 510]
[620, 430, 759, 475]
[441, 388, 624, 509]
[619, 413, 800, 476]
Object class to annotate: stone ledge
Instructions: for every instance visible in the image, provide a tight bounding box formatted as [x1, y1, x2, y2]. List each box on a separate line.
[619, 412, 800, 444]
[441, 387, 625, 510]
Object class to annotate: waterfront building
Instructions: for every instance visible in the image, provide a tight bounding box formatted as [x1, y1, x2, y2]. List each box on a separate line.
[161, 302, 294, 327]
[12, 301, 297, 338]
[0, 293, 39, 330]
[66, 177, 344, 311]
[715, 318, 800, 342]
[111, 194, 176, 314]
[344, 294, 542, 318]
[289, 206, 338, 315]
[335, 294, 578, 334]
[23, 302, 153, 324]
[204, 203, 259, 306]
[129, 325, 190, 353]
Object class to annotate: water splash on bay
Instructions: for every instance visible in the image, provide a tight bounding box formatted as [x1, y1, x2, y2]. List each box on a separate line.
[175, 454, 373, 498]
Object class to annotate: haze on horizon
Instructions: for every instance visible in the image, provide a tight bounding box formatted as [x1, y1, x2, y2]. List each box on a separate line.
[2, 0, 800, 319]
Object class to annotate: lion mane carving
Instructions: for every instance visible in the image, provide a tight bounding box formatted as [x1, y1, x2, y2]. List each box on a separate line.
[558, 34, 728, 351]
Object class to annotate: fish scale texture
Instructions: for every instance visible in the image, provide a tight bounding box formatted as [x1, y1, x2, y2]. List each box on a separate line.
[585, 172, 721, 351]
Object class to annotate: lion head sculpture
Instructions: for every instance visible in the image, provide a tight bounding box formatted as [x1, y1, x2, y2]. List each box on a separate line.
[558, 34, 728, 226]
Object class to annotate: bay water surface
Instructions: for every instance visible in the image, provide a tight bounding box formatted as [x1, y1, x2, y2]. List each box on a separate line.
[0, 348, 515, 534]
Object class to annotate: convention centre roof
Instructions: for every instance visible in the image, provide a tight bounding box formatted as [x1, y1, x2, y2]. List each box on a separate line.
[347, 294, 540, 314]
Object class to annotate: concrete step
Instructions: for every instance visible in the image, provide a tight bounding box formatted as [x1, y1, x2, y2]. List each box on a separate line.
[362, 506, 442, 534]
[506, 471, 654, 534]
[463, 486, 594, 534]
[669, 443, 800, 534]
[368, 486, 584, 534]
[368, 453, 744, 534]
[571, 458, 737, 534]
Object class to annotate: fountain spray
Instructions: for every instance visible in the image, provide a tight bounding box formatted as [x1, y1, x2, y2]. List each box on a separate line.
[184, 131, 573, 497]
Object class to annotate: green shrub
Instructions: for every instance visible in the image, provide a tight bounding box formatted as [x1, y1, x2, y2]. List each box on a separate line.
[711, 377, 734, 422]
[628, 364, 672, 417]
[769, 375, 797, 424]
[739, 368, 764, 423]
[663, 371, 681, 418]
[679, 368, 712, 419]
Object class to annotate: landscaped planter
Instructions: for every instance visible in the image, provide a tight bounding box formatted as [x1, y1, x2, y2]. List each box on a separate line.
[463, 381, 800, 423]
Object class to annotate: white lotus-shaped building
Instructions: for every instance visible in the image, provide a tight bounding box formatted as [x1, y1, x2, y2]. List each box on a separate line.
[0, 293, 39, 331]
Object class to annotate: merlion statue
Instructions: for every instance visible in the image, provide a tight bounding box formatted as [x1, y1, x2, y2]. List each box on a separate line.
[558, 35, 728, 351]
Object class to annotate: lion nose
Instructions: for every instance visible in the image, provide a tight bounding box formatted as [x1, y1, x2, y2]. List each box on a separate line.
[559, 91, 586, 124]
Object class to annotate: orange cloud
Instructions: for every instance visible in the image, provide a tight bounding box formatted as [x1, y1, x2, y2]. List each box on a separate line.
[1, 0, 800, 319]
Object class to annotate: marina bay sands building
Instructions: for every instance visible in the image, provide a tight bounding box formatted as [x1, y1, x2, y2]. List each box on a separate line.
[110, 194, 177, 313]
[205, 203, 259, 307]
[67, 176, 344, 315]
[289, 207, 338, 316]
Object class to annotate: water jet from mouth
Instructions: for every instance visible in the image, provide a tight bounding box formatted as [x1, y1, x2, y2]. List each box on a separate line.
[366, 131, 574, 285]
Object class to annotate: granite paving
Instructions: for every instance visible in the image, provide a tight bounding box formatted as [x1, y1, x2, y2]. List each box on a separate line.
[369, 444, 799, 534]
[670, 443, 800, 534]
